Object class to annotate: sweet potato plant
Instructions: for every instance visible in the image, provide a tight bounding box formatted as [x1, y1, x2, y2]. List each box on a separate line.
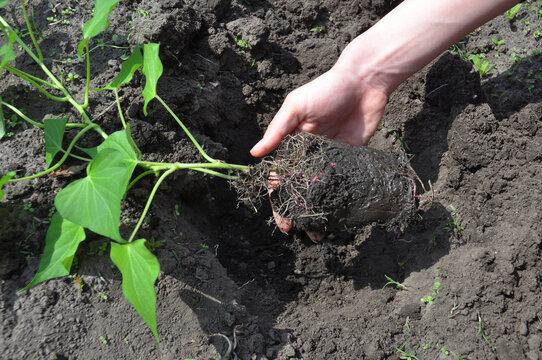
[0, 0, 247, 343]
[0, 0, 422, 345]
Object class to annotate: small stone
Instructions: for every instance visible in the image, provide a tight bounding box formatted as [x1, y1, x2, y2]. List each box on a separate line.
[277, 344, 296, 359]
[528, 335, 542, 351]
[519, 322, 529, 336]
[267, 261, 276, 270]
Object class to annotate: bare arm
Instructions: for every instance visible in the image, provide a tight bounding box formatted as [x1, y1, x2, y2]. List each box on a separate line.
[250, 0, 519, 157]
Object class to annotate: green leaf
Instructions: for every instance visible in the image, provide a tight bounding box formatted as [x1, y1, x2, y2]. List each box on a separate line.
[0, 0, 8, 8]
[0, 96, 4, 139]
[0, 171, 15, 200]
[110, 239, 160, 344]
[95, 46, 143, 91]
[141, 43, 163, 116]
[54, 147, 134, 242]
[44, 117, 68, 167]
[19, 212, 86, 292]
[97, 129, 139, 163]
[77, 0, 120, 59]
[75, 145, 99, 159]
[0, 32, 16, 69]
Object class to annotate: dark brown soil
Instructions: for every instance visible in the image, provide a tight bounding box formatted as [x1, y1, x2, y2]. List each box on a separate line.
[1, 1, 542, 359]
[240, 133, 418, 233]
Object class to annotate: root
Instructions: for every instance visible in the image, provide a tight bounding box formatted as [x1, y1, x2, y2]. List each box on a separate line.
[232, 133, 422, 233]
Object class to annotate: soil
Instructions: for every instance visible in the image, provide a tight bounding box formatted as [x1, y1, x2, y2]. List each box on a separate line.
[244, 133, 418, 233]
[1, 1, 542, 359]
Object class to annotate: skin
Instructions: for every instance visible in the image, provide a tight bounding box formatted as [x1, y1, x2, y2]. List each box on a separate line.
[252, 0, 519, 237]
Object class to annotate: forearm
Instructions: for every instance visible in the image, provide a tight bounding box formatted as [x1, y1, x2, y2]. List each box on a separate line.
[336, 0, 519, 95]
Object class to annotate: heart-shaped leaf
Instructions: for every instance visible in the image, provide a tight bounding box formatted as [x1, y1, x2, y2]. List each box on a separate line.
[141, 43, 163, 116]
[44, 117, 68, 167]
[77, 0, 120, 59]
[95, 46, 143, 91]
[110, 239, 160, 344]
[54, 147, 133, 242]
[0, 171, 15, 200]
[19, 212, 85, 292]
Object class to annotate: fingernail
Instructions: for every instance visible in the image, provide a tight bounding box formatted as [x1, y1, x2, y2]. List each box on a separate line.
[250, 140, 263, 156]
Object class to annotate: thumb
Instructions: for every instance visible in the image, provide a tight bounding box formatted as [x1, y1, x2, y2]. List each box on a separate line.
[250, 100, 301, 157]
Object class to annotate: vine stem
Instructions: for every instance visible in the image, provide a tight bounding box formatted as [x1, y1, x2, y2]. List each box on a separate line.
[115, 89, 126, 128]
[8, 123, 97, 182]
[155, 95, 216, 163]
[128, 167, 176, 243]
[19, 0, 43, 63]
[0, 15, 107, 140]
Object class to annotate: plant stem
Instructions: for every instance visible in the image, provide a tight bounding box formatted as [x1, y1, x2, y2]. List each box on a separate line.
[8, 123, 97, 182]
[128, 167, 176, 243]
[126, 170, 156, 192]
[4, 68, 68, 102]
[82, 41, 90, 109]
[0, 15, 105, 139]
[19, 0, 43, 63]
[1, 102, 89, 130]
[58, 148, 92, 162]
[1, 102, 44, 128]
[115, 89, 126, 128]
[5, 65, 59, 89]
[155, 95, 216, 163]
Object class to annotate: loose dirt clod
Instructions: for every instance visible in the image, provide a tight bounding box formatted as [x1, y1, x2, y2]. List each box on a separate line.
[234, 133, 421, 233]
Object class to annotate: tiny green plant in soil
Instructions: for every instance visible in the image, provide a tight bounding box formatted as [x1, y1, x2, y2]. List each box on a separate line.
[421, 281, 441, 305]
[506, 3, 522, 21]
[469, 54, 496, 77]
[0, 0, 247, 345]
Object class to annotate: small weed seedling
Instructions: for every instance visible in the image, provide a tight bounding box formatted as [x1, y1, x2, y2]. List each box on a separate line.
[491, 37, 505, 51]
[444, 205, 464, 233]
[470, 54, 496, 77]
[396, 317, 419, 360]
[233, 35, 249, 54]
[421, 281, 441, 305]
[382, 275, 407, 291]
[99, 335, 108, 345]
[310, 26, 325, 33]
[534, 29, 541, 39]
[477, 314, 496, 351]
[506, 3, 522, 21]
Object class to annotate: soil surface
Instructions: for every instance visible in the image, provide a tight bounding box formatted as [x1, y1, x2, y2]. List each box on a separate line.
[1, 1, 542, 359]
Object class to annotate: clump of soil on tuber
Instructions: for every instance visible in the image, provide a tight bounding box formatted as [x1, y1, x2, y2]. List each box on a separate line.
[234, 133, 422, 234]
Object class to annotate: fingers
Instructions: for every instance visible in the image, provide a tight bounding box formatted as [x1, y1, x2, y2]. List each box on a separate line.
[250, 96, 301, 157]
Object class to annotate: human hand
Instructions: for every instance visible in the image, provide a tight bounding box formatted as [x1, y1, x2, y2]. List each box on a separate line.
[250, 63, 389, 157]
[251, 63, 389, 240]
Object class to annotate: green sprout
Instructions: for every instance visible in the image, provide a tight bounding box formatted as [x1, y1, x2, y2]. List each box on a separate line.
[382, 275, 407, 291]
[310, 26, 325, 32]
[99, 335, 107, 345]
[23, 202, 35, 212]
[534, 29, 541, 39]
[491, 37, 504, 51]
[477, 314, 496, 351]
[506, 3, 522, 21]
[444, 205, 464, 233]
[234, 35, 249, 53]
[421, 281, 441, 305]
[469, 54, 496, 77]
